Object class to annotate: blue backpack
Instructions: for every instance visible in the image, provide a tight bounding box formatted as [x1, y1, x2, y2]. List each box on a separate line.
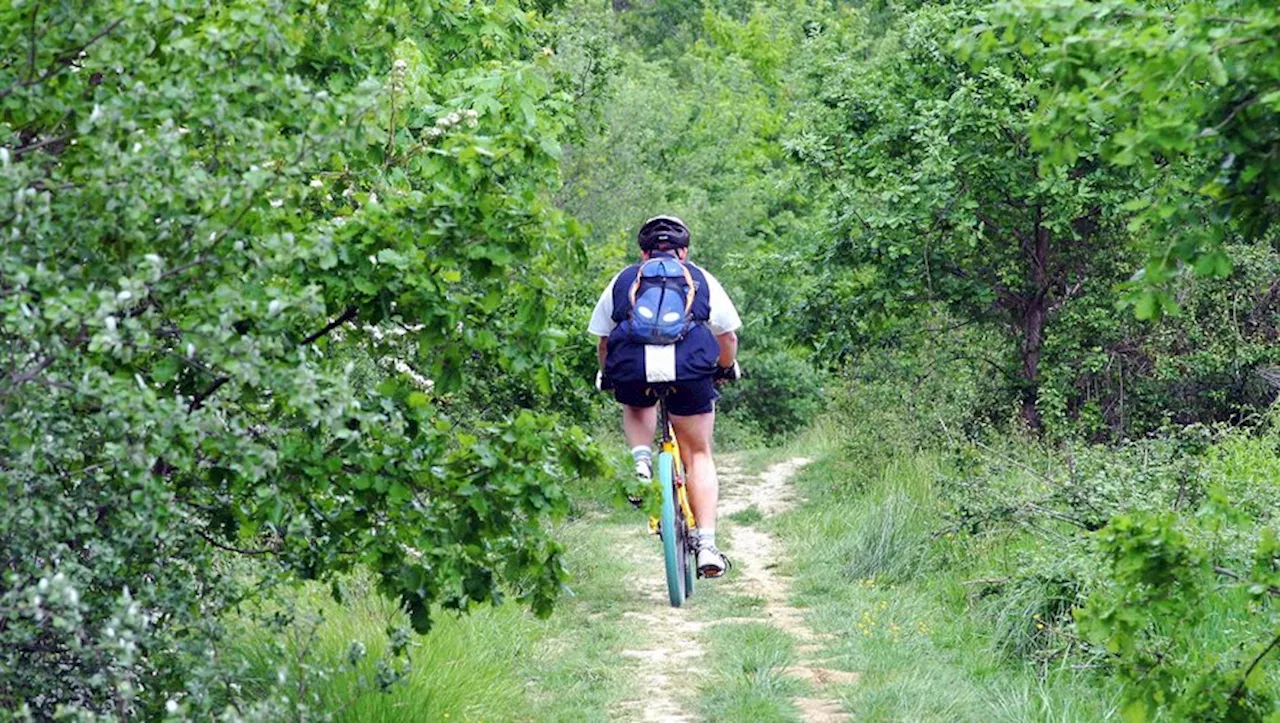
[624, 256, 697, 345]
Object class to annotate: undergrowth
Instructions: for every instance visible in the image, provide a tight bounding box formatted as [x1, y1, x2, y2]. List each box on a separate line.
[223, 518, 637, 722]
[774, 343, 1280, 720]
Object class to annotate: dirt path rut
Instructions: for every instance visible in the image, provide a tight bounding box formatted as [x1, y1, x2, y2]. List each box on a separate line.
[611, 456, 855, 722]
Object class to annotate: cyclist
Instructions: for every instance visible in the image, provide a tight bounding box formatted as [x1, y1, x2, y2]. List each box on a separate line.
[589, 215, 742, 578]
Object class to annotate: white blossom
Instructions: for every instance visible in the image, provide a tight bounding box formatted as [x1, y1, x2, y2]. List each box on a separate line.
[393, 359, 434, 391]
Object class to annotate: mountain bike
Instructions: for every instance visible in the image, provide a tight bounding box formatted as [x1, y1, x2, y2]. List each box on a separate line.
[648, 385, 697, 607]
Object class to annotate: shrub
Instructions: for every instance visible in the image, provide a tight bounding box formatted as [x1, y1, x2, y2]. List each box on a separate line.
[0, 0, 607, 715]
[718, 348, 825, 440]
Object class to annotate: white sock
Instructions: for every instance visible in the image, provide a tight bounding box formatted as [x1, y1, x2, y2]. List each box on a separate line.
[631, 446, 651, 476]
[697, 528, 715, 550]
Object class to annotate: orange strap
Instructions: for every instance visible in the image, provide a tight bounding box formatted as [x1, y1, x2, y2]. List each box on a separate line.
[629, 259, 696, 316]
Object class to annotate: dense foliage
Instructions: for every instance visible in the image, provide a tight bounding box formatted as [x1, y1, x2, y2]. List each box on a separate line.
[982, 0, 1279, 313]
[2, 0, 1277, 718]
[566, 1, 1278, 719]
[1, 0, 607, 716]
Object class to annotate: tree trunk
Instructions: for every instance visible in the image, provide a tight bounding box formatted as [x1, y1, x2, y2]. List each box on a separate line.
[1019, 210, 1050, 430]
[1020, 298, 1045, 430]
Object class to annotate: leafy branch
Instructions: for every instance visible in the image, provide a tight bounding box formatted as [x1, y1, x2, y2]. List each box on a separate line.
[0, 18, 125, 101]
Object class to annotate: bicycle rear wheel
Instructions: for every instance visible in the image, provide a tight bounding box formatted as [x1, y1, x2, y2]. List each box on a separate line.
[657, 451, 685, 607]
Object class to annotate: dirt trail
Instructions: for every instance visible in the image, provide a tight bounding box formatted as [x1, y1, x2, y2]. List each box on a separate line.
[613, 523, 705, 723]
[719, 458, 856, 722]
[611, 456, 855, 723]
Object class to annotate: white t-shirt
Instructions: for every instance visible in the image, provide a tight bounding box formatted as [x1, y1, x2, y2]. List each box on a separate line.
[588, 263, 742, 337]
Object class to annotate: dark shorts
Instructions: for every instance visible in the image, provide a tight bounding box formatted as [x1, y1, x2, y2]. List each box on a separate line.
[613, 379, 719, 416]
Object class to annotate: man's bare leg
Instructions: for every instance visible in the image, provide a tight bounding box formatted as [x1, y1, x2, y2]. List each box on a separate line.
[622, 404, 657, 448]
[670, 410, 717, 529]
[622, 404, 658, 496]
[670, 410, 726, 575]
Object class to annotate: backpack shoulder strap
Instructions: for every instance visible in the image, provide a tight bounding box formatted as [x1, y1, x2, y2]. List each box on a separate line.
[684, 263, 712, 321]
[611, 264, 642, 323]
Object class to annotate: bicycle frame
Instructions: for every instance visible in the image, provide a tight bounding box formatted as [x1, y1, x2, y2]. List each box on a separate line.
[651, 394, 696, 532]
[649, 388, 699, 606]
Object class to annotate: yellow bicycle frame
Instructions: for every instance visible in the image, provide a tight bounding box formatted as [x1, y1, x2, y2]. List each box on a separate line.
[649, 424, 697, 533]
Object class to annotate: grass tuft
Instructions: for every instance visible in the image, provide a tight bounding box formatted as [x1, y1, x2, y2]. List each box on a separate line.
[698, 623, 805, 723]
[842, 490, 927, 582]
[226, 520, 637, 722]
[773, 440, 1122, 721]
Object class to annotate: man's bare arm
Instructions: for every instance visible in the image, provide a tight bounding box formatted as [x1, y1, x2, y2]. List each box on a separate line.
[716, 330, 738, 368]
[597, 336, 608, 370]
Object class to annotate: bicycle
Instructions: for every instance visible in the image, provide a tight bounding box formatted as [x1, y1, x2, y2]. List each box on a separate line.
[598, 366, 740, 607]
[647, 385, 698, 607]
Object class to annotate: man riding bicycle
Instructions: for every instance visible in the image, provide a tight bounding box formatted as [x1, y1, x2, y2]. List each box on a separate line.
[589, 215, 741, 578]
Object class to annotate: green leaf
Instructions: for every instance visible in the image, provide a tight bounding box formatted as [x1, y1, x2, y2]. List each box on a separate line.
[1134, 291, 1159, 321]
[1120, 698, 1147, 723]
[519, 96, 538, 127]
[1207, 54, 1228, 86]
[1192, 250, 1233, 278]
[539, 136, 562, 160]
[153, 357, 181, 384]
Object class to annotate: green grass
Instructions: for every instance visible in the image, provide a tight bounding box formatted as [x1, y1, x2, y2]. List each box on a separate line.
[772, 443, 1123, 722]
[697, 623, 805, 723]
[226, 519, 641, 722]
[728, 504, 763, 525]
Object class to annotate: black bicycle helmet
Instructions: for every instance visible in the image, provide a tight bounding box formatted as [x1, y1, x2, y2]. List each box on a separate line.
[637, 215, 690, 251]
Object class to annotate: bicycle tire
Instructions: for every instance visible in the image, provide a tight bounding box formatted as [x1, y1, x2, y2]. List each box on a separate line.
[657, 451, 685, 607]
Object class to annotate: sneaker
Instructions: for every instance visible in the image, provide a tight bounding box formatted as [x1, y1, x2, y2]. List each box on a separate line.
[628, 458, 651, 508]
[696, 544, 731, 579]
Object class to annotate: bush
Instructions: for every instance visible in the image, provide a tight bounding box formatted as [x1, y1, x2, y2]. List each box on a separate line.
[0, 0, 608, 715]
[718, 349, 825, 440]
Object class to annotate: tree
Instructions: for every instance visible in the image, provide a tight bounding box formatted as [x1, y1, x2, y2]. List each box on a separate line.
[0, 0, 605, 715]
[790, 4, 1139, 429]
[977, 0, 1280, 317]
